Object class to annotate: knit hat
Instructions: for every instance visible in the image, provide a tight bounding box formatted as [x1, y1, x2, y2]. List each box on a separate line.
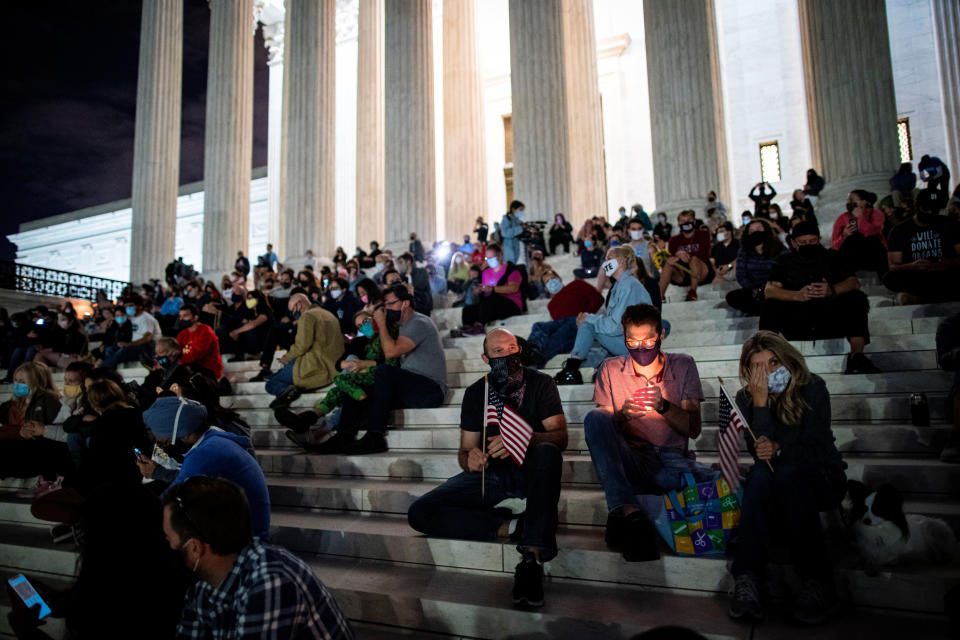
[143, 396, 208, 442]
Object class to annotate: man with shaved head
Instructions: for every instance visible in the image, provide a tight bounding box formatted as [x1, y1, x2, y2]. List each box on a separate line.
[265, 293, 344, 408]
[407, 328, 567, 609]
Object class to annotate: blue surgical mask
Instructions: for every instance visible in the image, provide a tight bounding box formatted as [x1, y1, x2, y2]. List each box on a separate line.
[125, 306, 137, 316]
[115, 315, 128, 325]
[545, 279, 563, 295]
[610, 239, 620, 247]
[767, 366, 791, 393]
[13, 382, 30, 397]
[358, 321, 375, 338]
[516, 211, 524, 220]
[585, 240, 593, 248]
[486, 257, 500, 269]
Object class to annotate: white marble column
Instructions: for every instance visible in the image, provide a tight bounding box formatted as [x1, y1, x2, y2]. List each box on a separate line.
[562, 0, 606, 224]
[130, 0, 183, 284]
[262, 20, 285, 258]
[798, 0, 899, 215]
[443, 0, 487, 240]
[931, 0, 960, 188]
[202, 0, 254, 277]
[643, 0, 729, 216]
[385, 0, 436, 247]
[283, 0, 336, 261]
[357, 0, 385, 247]
[509, 0, 570, 224]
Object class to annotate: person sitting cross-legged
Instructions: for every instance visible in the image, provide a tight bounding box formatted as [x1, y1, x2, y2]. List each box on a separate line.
[554, 245, 652, 385]
[583, 303, 707, 562]
[266, 293, 344, 409]
[163, 476, 354, 640]
[728, 331, 846, 625]
[299, 284, 447, 455]
[407, 328, 567, 608]
[760, 221, 880, 374]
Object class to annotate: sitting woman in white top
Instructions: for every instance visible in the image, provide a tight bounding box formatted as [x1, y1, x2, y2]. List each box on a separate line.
[554, 245, 652, 385]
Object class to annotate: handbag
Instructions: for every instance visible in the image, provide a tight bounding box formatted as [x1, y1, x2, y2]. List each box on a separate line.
[644, 472, 742, 557]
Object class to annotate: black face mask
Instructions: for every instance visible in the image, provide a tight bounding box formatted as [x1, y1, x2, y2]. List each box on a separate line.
[163, 440, 191, 463]
[679, 222, 695, 233]
[281, 281, 292, 289]
[386, 308, 402, 325]
[488, 352, 524, 395]
[174, 319, 192, 331]
[917, 212, 940, 225]
[797, 244, 824, 259]
[231, 292, 243, 304]
[744, 231, 765, 249]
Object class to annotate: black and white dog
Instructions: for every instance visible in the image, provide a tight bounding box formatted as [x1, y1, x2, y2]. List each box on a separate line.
[843, 480, 959, 574]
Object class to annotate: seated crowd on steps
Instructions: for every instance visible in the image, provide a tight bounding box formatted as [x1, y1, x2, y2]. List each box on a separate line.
[0, 160, 958, 636]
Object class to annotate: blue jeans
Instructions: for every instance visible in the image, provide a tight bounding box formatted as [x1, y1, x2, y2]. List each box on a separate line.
[66, 432, 90, 470]
[407, 443, 563, 561]
[264, 359, 296, 396]
[6, 346, 37, 376]
[570, 322, 627, 366]
[101, 341, 154, 369]
[527, 316, 578, 367]
[583, 409, 702, 512]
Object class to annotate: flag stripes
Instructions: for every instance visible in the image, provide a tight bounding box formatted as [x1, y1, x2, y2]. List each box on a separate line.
[717, 384, 747, 491]
[486, 404, 533, 466]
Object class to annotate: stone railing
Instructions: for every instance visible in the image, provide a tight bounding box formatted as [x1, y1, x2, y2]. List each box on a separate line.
[0, 262, 128, 302]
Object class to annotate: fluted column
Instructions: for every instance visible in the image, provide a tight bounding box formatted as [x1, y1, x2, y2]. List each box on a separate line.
[262, 21, 285, 257]
[202, 0, 254, 276]
[562, 0, 606, 224]
[798, 0, 899, 216]
[130, 0, 183, 284]
[385, 0, 436, 247]
[283, 0, 336, 261]
[357, 0, 386, 246]
[931, 0, 960, 188]
[643, 0, 728, 216]
[443, 0, 487, 239]
[509, 0, 570, 224]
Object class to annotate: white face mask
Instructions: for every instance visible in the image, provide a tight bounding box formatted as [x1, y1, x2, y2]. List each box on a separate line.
[767, 366, 791, 393]
[373, 262, 384, 273]
[329, 289, 343, 300]
[486, 257, 501, 269]
[716, 232, 726, 242]
[630, 230, 643, 241]
[601, 259, 619, 277]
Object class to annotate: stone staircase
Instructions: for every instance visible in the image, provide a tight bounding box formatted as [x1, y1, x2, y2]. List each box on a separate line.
[0, 252, 958, 638]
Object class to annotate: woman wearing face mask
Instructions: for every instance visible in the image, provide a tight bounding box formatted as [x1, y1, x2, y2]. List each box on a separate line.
[653, 212, 672, 242]
[548, 213, 574, 255]
[830, 189, 888, 276]
[555, 246, 653, 385]
[726, 219, 788, 316]
[215, 289, 273, 363]
[322, 277, 362, 335]
[277, 310, 401, 437]
[32, 311, 89, 369]
[710, 221, 740, 280]
[354, 278, 383, 311]
[500, 201, 525, 264]
[728, 331, 845, 625]
[454, 244, 526, 337]
[573, 234, 605, 279]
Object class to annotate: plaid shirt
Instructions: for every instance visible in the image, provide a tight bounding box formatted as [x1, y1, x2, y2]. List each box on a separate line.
[176, 538, 354, 640]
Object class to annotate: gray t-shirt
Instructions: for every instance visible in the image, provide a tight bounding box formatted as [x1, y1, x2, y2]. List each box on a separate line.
[399, 312, 448, 393]
[593, 352, 703, 449]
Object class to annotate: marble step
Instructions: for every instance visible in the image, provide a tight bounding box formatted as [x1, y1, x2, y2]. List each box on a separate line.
[264, 509, 959, 616]
[251, 423, 955, 457]
[256, 451, 960, 497]
[233, 392, 951, 427]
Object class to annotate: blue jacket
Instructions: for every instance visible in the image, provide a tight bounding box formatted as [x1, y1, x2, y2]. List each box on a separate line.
[167, 430, 271, 539]
[585, 274, 652, 337]
[500, 213, 523, 263]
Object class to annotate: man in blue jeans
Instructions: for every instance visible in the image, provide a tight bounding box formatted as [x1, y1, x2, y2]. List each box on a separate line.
[100, 297, 160, 368]
[584, 303, 705, 561]
[407, 328, 567, 608]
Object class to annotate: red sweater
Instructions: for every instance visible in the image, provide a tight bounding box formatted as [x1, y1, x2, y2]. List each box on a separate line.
[831, 207, 886, 250]
[177, 323, 223, 379]
[548, 279, 604, 320]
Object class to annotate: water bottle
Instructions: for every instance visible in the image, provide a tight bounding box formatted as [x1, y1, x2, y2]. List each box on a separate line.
[910, 393, 929, 427]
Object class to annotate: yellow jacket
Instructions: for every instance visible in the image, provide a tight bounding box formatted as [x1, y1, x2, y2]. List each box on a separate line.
[285, 307, 344, 389]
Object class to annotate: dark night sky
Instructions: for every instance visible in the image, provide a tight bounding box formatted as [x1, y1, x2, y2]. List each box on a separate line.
[0, 1, 269, 261]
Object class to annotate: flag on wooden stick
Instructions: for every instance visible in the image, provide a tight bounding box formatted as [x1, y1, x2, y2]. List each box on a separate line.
[486, 381, 533, 467]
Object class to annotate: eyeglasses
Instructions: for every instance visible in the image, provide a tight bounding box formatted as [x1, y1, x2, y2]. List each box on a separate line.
[625, 337, 659, 349]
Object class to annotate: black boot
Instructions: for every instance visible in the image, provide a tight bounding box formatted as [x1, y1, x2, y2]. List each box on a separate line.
[554, 358, 583, 385]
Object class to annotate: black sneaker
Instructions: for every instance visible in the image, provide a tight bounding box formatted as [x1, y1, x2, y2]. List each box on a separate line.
[729, 572, 764, 621]
[621, 511, 660, 562]
[512, 552, 544, 608]
[793, 578, 837, 625]
[275, 407, 319, 433]
[269, 386, 303, 409]
[227, 353, 247, 363]
[554, 360, 583, 386]
[51, 523, 82, 546]
[604, 512, 626, 552]
[310, 432, 348, 455]
[250, 369, 272, 383]
[845, 353, 881, 374]
[343, 431, 388, 455]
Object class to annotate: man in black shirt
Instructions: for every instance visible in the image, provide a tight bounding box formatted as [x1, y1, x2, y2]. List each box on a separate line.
[760, 221, 879, 374]
[883, 188, 960, 303]
[407, 328, 567, 608]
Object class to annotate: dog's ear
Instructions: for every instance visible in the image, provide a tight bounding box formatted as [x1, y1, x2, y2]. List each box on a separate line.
[873, 484, 909, 538]
[846, 480, 872, 506]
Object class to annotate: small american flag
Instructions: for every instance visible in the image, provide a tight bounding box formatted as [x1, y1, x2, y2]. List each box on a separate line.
[717, 383, 747, 491]
[486, 381, 534, 467]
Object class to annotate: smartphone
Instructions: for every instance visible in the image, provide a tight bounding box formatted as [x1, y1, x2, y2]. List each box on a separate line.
[36, 318, 45, 326]
[133, 447, 144, 462]
[7, 574, 52, 620]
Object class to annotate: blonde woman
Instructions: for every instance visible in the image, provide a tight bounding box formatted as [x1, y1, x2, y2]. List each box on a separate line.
[0, 362, 61, 440]
[728, 330, 846, 626]
[555, 245, 654, 385]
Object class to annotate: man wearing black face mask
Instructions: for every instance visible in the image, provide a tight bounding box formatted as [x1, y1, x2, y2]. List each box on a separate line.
[583, 304, 706, 562]
[660, 209, 714, 301]
[408, 328, 567, 608]
[138, 337, 193, 408]
[762, 221, 879, 374]
[883, 188, 960, 303]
